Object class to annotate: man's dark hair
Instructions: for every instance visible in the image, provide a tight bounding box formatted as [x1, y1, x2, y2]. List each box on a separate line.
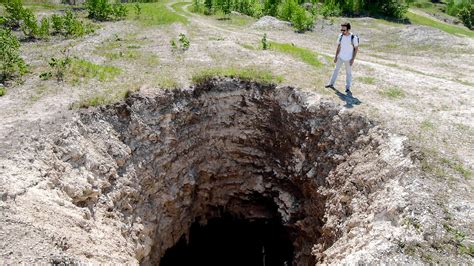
[341, 22, 351, 30]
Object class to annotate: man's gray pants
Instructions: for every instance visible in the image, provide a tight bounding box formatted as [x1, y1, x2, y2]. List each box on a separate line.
[329, 58, 352, 90]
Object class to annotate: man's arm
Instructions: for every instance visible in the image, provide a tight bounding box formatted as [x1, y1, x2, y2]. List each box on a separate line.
[350, 47, 358, 66]
[334, 44, 341, 63]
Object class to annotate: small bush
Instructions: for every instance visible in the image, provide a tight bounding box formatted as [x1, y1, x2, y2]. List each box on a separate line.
[63, 10, 94, 37]
[261, 33, 269, 50]
[320, 0, 342, 17]
[4, 0, 25, 29]
[0, 28, 27, 82]
[277, 0, 298, 21]
[20, 8, 39, 38]
[178, 33, 190, 50]
[112, 3, 128, 20]
[51, 14, 64, 33]
[86, 0, 128, 21]
[458, 5, 474, 30]
[48, 56, 72, 81]
[134, 3, 142, 18]
[38, 17, 50, 38]
[291, 6, 314, 32]
[0, 87, 6, 96]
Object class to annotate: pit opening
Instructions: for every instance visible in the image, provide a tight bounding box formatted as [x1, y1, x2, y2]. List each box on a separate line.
[160, 213, 294, 266]
[50, 78, 404, 265]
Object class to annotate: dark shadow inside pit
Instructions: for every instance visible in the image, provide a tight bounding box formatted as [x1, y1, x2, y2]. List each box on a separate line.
[160, 213, 294, 266]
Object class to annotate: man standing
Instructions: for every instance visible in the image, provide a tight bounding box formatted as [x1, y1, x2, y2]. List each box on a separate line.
[325, 22, 359, 93]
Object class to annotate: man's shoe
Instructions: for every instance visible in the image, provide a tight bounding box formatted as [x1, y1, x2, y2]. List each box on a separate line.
[325, 84, 335, 89]
[345, 88, 351, 94]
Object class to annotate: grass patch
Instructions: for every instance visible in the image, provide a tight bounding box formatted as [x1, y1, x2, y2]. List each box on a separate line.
[192, 67, 284, 85]
[440, 158, 472, 179]
[0, 87, 5, 96]
[269, 42, 323, 68]
[71, 85, 139, 109]
[170, 1, 189, 13]
[358, 76, 376, 85]
[104, 50, 140, 60]
[239, 43, 257, 50]
[70, 59, 121, 82]
[406, 10, 474, 38]
[156, 75, 179, 89]
[420, 120, 436, 131]
[213, 12, 256, 27]
[126, 2, 188, 26]
[378, 87, 405, 99]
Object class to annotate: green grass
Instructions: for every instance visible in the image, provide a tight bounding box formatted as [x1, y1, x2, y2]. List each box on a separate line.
[358, 76, 376, 85]
[406, 10, 474, 38]
[269, 42, 323, 68]
[378, 87, 405, 99]
[213, 12, 256, 27]
[126, 2, 188, 26]
[420, 120, 436, 131]
[104, 51, 140, 60]
[0, 87, 6, 96]
[440, 158, 472, 179]
[156, 75, 180, 89]
[239, 43, 256, 50]
[171, 1, 189, 13]
[192, 67, 284, 85]
[70, 59, 121, 82]
[70, 85, 139, 109]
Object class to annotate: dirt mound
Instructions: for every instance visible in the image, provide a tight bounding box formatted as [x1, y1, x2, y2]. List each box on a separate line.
[252, 16, 291, 30]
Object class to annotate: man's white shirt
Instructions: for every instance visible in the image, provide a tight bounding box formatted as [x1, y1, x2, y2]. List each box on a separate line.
[337, 33, 359, 61]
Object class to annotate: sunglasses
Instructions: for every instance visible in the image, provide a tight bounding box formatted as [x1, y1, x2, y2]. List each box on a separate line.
[341, 29, 347, 32]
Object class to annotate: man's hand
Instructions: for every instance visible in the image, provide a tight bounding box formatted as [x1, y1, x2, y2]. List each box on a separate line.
[350, 59, 355, 66]
[334, 58, 337, 63]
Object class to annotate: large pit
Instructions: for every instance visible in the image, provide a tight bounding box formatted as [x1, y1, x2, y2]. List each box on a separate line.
[43, 78, 414, 264]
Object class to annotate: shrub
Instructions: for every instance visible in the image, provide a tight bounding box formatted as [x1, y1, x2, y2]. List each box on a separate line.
[261, 33, 269, 50]
[85, 0, 127, 21]
[277, 0, 298, 21]
[263, 0, 281, 17]
[19, 8, 39, 38]
[178, 33, 190, 50]
[134, 3, 142, 18]
[41, 53, 72, 82]
[112, 3, 128, 20]
[458, 4, 474, 30]
[63, 10, 89, 37]
[378, 0, 408, 19]
[291, 5, 314, 32]
[0, 28, 27, 82]
[4, 0, 25, 29]
[320, 0, 342, 17]
[51, 14, 64, 34]
[38, 17, 50, 38]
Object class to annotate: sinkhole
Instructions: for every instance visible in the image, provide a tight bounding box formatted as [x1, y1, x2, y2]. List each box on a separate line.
[49, 78, 411, 265]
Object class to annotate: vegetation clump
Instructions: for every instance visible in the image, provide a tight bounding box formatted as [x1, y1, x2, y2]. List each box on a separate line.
[0, 28, 27, 83]
[85, 0, 128, 21]
[2, 0, 94, 39]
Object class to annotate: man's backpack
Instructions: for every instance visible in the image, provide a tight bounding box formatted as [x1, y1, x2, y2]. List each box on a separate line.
[339, 33, 359, 47]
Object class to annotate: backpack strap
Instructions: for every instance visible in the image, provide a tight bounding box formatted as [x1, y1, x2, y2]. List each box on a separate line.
[351, 34, 359, 47]
[338, 33, 343, 43]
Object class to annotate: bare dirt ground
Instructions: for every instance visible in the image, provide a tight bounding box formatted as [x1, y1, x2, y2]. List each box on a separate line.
[0, 1, 473, 264]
